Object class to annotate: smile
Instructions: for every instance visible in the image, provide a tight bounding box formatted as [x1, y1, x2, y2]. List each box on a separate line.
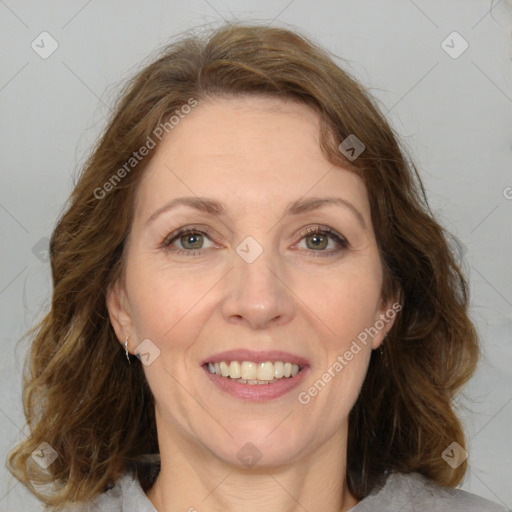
[201, 349, 310, 401]
[206, 360, 301, 384]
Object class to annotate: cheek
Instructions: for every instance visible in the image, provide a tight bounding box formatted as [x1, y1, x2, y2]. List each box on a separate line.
[299, 262, 383, 348]
[301, 265, 382, 414]
[124, 253, 216, 341]
[295, 271, 380, 421]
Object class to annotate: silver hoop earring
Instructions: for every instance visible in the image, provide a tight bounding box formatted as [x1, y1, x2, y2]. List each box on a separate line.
[124, 337, 131, 364]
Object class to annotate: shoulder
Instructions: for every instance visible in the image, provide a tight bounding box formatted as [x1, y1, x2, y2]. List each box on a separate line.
[351, 471, 509, 512]
[54, 472, 157, 512]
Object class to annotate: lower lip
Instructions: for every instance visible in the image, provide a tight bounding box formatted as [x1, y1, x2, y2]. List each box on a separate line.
[202, 365, 310, 402]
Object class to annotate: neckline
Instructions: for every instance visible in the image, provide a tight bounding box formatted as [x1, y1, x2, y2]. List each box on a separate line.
[120, 466, 394, 512]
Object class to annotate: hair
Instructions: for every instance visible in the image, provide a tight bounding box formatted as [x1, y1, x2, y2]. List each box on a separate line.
[8, 21, 479, 508]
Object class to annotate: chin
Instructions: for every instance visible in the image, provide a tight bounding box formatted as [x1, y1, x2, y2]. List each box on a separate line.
[202, 423, 309, 469]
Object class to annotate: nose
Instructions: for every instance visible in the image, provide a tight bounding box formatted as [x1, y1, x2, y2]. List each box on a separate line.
[220, 244, 295, 330]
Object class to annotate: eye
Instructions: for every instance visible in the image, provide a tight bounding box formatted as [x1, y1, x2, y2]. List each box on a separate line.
[160, 224, 349, 258]
[295, 226, 349, 256]
[161, 226, 217, 256]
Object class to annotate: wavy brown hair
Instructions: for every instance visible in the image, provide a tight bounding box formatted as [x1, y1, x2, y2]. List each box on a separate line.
[8, 22, 479, 508]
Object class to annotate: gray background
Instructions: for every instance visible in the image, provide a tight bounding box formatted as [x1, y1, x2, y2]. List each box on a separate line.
[1, 0, 511, 510]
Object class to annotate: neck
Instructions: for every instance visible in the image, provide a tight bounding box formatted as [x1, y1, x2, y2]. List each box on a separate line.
[146, 425, 358, 512]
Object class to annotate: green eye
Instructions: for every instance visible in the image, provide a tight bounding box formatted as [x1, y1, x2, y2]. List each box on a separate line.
[305, 232, 329, 250]
[162, 226, 216, 256]
[297, 226, 349, 256]
[179, 233, 204, 250]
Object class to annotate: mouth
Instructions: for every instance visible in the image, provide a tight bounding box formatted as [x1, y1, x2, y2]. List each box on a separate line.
[201, 350, 310, 401]
[204, 360, 302, 384]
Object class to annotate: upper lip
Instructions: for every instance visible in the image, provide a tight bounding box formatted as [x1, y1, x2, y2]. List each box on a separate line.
[201, 349, 310, 367]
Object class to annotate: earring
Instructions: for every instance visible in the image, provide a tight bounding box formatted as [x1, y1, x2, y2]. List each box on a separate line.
[379, 334, 388, 365]
[124, 337, 131, 364]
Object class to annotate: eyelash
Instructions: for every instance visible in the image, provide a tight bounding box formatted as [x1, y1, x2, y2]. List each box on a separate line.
[160, 225, 349, 258]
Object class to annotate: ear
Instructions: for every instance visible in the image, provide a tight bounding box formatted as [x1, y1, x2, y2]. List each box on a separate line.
[370, 295, 402, 350]
[106, 279, 135, 351]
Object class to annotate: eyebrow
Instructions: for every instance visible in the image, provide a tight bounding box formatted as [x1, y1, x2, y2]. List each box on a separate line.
[146, 196, 367, 230]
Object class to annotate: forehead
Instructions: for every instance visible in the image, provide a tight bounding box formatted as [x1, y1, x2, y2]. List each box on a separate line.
[135, 95, 369, 219]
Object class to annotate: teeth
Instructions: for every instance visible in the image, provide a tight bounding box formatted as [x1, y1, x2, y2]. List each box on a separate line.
[274, 361, 285, 378]
[257, 362, 274, 381]
[219, 361, 230, 377]
[229, 361, 241, 379]
[207, 360, 301, 383]
[241, 361, 257, 380]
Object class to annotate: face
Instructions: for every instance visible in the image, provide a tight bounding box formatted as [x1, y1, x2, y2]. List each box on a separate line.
[108, 95, 397, 469]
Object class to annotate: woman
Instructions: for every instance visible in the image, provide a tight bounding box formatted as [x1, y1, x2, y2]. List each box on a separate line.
[8, 22, 507, 512]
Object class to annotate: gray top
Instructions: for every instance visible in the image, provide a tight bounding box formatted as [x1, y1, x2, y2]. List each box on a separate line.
[64, 470, 509, 512]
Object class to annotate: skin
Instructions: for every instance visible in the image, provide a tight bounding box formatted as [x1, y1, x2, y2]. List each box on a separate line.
[107, 95, 397, 512]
